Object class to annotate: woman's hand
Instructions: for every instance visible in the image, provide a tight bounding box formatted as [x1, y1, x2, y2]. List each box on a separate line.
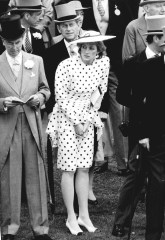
[83, 121, 90, 133]
[74, 123, 84, 136]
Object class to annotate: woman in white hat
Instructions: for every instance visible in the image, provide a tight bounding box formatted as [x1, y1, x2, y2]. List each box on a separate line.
[47, 31, 115, 236]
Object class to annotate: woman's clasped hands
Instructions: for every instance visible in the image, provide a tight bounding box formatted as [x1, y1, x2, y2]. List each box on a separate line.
[74, 121, 90, 138]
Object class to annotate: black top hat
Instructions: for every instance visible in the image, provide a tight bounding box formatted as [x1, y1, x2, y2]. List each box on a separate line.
[0, 14, 25, 41]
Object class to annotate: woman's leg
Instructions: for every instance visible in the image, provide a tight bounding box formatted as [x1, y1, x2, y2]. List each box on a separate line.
[61, 171, 82, 231]
[88, 167, 97, 200]
[75, 168, 96, 228]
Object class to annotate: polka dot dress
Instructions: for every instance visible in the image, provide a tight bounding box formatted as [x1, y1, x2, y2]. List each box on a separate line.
[46, 55, 110, 171]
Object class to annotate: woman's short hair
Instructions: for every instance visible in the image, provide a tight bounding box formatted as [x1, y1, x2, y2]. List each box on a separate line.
[78, 41, 107, 58]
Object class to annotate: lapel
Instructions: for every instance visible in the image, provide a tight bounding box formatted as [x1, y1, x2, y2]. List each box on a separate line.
[137, 15, 147, 47]
[0, 52, 20, 95]
[21, 51, 34, 95]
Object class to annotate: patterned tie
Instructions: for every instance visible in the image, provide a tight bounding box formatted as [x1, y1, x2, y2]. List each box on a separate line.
[25, 29, 33, 53]
[69, 44, 77, 57]
[97, 0, 105, 17]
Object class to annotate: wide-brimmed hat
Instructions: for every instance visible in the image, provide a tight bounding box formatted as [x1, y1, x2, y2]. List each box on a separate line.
[140, 0, 165, 7]
[54, 3, 80, 23]
[68, 1, 90, 10]
[144, 15, 165, 35]
[10, 0, 45, 12]
[70, 30, 116, 44]
[0, 14, 25, 41]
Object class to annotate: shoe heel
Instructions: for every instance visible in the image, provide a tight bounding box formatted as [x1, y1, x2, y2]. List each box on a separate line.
[77, 217, 97, 233]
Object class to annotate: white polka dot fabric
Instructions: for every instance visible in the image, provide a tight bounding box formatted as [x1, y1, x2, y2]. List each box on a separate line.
[46, 55, 110, 171]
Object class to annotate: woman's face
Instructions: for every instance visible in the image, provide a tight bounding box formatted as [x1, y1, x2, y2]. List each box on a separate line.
[80, 43, 98, 65]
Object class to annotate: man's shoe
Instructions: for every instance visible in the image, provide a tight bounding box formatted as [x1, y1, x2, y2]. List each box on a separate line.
[34, 234, 53, 240]
[112, 224, 125, 237]
[3, 234, 15, 240]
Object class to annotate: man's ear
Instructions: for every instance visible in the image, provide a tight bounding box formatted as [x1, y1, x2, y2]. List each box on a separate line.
[57, 25, 61, 34]
[143, 5, 149, 14]
[24, 12, 30, 21]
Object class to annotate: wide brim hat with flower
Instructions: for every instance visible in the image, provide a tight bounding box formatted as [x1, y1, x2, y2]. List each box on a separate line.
[71, 31, 116, 44]
[54, 2, 80, 23]
[0, 14, 25, 41]
[140, 0, 165, 7]
[10, 0, 45, 12]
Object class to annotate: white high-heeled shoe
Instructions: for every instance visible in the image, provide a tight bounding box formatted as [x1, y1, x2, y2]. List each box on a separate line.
[77, 217, 98, 233]
[66, 220, 83, 236]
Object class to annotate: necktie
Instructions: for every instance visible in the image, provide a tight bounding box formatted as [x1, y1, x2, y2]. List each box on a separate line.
[25, 29, 33, 53]
[97, 0, 105, 17]
[69, 44, 77, 57]
[12, 60, 20, 78]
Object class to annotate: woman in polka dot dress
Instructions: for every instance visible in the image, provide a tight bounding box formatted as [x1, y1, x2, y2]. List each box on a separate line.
[46, 31, 115, 235]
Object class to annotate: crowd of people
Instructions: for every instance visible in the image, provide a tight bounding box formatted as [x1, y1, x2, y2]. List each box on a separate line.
[1, 0, 165, 240]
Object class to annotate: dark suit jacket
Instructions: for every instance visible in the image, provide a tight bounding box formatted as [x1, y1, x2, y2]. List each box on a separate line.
[116, 50, 147, 153]
[139, 55, 165, 140]
[23, 27, 46, 57]
[43, 39, 69, 114]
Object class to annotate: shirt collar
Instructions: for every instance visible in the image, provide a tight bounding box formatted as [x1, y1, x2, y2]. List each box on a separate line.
[145, 45, 160, 59]
[5, 50, 23, 65]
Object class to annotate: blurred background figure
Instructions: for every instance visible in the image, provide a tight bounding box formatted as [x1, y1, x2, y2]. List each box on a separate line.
[9, 0, 54, 48]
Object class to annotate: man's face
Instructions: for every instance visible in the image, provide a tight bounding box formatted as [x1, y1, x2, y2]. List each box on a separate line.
[57, 20, 80, 42]
[2, 36, 23, 57]
[145, 3, 165, 15]
[156, 34, 165, 52]
[26, 11, 42, 27]
[76, 10, 84, 29]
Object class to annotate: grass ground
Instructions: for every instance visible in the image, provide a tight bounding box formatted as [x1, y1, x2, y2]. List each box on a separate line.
[1, 114, 164, 240]
[8, 167, 147, 240]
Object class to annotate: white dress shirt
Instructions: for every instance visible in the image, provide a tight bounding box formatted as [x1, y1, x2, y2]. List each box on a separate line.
[145, 45, 160, 59]
[6, 50, 22, 78]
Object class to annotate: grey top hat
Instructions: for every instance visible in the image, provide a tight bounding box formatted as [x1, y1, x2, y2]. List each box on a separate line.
[144, 15, 165, 35]
[0, 14, 25, 41]
[140, 0, 165, 7]
[68, 1, 90, 10]
[54, 3, 80, 23]
[10, 0, 45, 12]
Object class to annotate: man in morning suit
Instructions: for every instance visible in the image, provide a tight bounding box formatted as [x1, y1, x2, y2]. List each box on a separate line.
[128, 20, 165, 240]
[43, 2, 81, 214]
[10, 0, 46, 57]
[0, 14, 52, 240]
[112, 15, 165, 239]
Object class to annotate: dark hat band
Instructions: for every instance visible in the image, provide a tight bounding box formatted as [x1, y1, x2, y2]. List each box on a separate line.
[57, 15, 77, 22]
[148, 30, 163, 32]
[15, 5, 42, 10]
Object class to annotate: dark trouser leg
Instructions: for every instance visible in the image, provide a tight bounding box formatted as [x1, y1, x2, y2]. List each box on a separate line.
[145, 152, 165, 240]
[113, 144, 147, 227]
